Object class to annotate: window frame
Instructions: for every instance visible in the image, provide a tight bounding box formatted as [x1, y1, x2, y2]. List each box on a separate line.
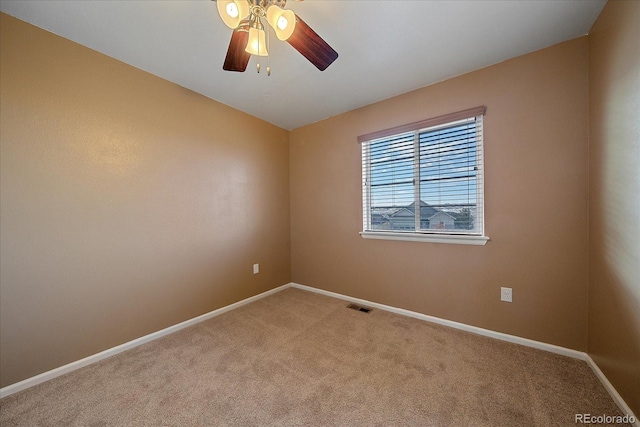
[359, 106, 489, 246]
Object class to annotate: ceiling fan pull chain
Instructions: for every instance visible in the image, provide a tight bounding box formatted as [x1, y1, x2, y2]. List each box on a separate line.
[267, 22, 271, 76]
[256, 15, 261, 73]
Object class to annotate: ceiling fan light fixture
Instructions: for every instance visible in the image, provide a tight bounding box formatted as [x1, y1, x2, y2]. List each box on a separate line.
[245, 26, 268, 56]
[266, 5, 296, 41]
[217, 0, 250, 29]
[218, 0, 338, 72]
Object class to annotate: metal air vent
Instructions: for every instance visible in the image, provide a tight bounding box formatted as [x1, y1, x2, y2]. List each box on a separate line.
[347, 303, 372, 313]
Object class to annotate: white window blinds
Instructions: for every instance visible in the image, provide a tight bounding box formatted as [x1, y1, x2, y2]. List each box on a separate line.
[360, 107, 485, 238]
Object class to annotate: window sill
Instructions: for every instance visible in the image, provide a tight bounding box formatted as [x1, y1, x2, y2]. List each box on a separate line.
[360, 231, 489, 246]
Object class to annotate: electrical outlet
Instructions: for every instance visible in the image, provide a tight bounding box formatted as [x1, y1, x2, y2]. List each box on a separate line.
[253, 263, 259, 274]
[501, 287, 512, 302]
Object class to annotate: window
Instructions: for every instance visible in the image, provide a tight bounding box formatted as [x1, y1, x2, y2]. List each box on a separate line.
[359, 106, 488, 245]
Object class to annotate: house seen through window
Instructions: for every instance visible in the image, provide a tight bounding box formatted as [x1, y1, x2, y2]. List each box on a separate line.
[359, 106, 487, 244]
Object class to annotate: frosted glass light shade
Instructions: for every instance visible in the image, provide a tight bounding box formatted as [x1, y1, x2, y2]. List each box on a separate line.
[217, 0, 250, 29]
[266, 5, 296, 41]
[245, 27, 268, 56]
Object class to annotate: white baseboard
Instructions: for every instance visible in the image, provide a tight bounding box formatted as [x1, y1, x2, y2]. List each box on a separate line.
[291, 282, 638, 423]
[3, 281, 637, 426]
[0, 283, 291, 399]
[585, 354, 640, 427]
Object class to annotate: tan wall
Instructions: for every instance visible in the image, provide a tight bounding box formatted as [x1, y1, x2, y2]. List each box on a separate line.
[588, 0, 640, 415]
[290, 37, 590, 351]
[0, 13, 291, 388]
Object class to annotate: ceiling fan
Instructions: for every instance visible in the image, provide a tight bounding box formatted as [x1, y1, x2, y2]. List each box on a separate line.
[214, 0, 338, 74]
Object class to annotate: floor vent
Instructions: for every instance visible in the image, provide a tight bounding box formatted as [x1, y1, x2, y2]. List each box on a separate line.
[347, 303, 372, 313]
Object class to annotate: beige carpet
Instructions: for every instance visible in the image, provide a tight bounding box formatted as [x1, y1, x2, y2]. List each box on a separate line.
[0, 287, 625, 426]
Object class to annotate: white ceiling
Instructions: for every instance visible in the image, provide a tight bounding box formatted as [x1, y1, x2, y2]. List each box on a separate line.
[0, 0, 606, 130]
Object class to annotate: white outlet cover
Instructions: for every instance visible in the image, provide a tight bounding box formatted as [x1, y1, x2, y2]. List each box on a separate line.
[501, 287, 512, 302]
[253, 264, 259, 274]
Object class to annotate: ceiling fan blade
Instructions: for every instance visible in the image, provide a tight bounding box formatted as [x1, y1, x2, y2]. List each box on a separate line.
[287, 15, 338, 71]
[223, 27, 250, 72]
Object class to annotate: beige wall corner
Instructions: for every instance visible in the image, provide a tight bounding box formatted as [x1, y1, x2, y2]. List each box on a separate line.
[0, 13, 291, 388]
[290, 37, 590, 351]
[588, 0, 640, 416]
